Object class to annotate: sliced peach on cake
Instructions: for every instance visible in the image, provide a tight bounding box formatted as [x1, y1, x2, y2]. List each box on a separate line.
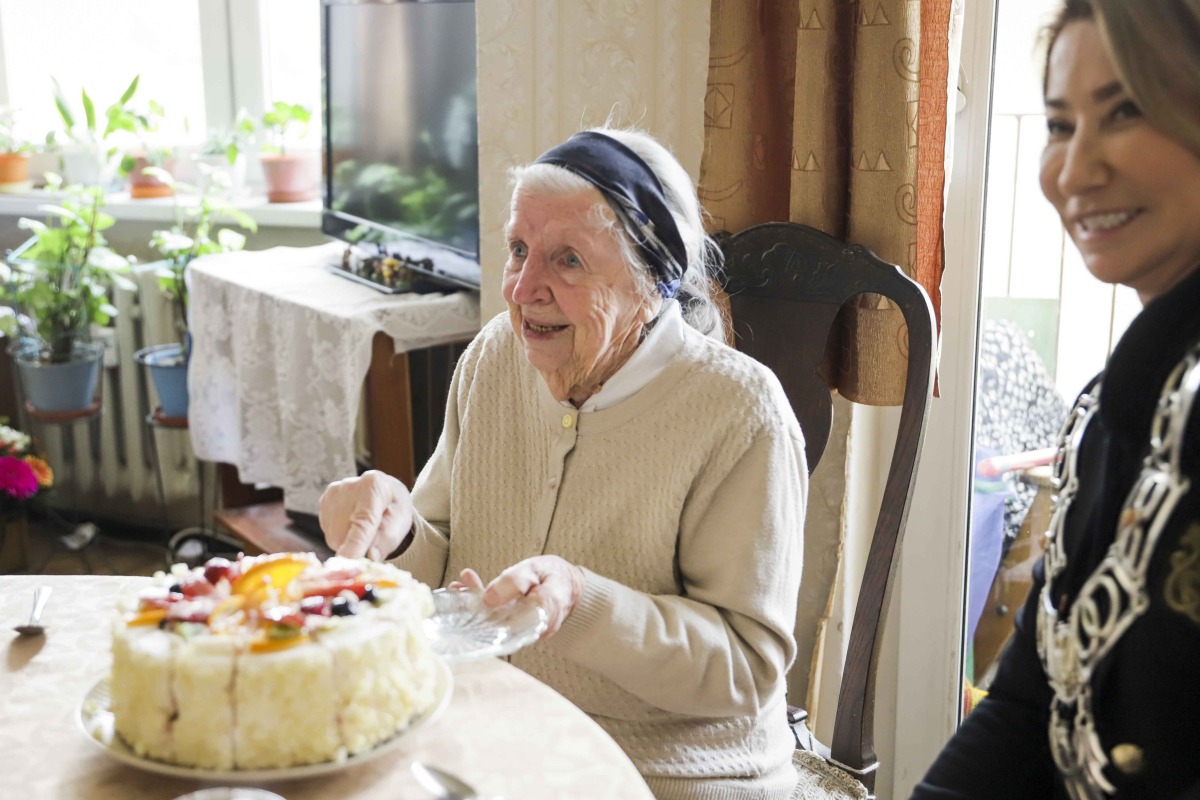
[231, 554, 315, 602]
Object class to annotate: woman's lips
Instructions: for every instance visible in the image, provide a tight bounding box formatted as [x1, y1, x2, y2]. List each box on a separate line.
[523, 320, 568, 338]
[1074, 208, 1142, 240]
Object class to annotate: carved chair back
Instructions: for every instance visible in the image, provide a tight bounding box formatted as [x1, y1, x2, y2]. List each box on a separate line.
[718, 222, 937, 793]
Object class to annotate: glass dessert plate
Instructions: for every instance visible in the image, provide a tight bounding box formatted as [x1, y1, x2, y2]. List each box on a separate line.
[425, 587, 548, 663]
[76, 658, 452, 781]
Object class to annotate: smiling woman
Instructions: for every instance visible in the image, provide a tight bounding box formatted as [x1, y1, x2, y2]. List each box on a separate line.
[318, 127, 809, 800]
[1039, 15, 1200, 303]
[912, 1, 1200, 798]
[502, 169, 662, 405]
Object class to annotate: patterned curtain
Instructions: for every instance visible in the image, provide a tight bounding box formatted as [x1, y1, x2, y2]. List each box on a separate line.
[701, 0, 956, 404]
[701, 0, 959, 722]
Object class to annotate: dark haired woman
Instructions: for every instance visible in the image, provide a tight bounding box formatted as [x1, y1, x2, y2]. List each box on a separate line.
[912, 1, 1200, 797]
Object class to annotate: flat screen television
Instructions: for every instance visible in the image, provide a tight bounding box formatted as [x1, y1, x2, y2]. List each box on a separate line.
[321, 0, 480, 292]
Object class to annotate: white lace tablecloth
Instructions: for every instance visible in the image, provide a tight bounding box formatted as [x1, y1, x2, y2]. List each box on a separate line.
[188, 243, 480, 515]
[0, 575, 654, 799]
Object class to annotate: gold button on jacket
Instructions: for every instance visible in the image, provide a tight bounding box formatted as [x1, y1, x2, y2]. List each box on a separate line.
[1110, 743, 1145, 776]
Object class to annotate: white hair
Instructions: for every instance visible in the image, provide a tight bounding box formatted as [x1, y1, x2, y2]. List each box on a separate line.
[507, 127, 726, 341]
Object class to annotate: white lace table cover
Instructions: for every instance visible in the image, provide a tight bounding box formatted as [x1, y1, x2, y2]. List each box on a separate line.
[187, 243, 481, 514]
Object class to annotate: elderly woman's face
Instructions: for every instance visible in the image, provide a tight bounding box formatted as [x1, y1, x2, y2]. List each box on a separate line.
[1040, 20, 1200, 303]
[503, 185, 660, 405]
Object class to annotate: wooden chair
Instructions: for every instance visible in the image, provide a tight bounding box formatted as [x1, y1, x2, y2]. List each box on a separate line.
[718, 222, 937, 796]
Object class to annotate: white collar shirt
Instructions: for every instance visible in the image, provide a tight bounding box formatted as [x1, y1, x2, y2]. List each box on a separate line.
[567, 300, 687, 413]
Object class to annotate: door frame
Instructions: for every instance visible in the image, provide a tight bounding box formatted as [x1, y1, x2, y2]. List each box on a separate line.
[876, 0, 998, 796]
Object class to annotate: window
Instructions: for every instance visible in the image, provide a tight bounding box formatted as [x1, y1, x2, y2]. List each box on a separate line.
[0, 0, 323, 178]
[260, 0, 322, 151]
[0, 0, 208, 144]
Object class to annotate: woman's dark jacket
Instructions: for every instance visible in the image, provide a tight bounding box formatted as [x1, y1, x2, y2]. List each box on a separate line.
[912, 267, 1200, 800]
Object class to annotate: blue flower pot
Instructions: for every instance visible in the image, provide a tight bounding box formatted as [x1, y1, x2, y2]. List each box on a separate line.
[11, 339, 103, 414]
[135, 343, 189, 419]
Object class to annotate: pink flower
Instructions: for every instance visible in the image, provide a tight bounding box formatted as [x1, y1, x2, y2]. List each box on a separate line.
[0, 456, 39, 501]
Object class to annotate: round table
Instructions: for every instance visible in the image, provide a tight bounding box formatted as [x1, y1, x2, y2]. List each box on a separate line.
[0, 575, 654, 799]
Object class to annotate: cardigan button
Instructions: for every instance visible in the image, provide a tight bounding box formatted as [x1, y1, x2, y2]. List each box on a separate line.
[562, 414, 575, 429]
[1110, 743, 1145, 775]
[548, 477, 559, 489]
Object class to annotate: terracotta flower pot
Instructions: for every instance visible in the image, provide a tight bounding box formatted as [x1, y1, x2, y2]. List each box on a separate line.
[260, 153, 316, 203]
[128, 153, 175, 199]
[0, 152, 31, 193]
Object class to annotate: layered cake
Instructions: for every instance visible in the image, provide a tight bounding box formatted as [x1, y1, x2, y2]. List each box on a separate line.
[110, 552, 440, 770]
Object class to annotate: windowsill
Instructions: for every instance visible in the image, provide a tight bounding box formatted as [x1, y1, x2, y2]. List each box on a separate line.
[0, 189, 321, 229]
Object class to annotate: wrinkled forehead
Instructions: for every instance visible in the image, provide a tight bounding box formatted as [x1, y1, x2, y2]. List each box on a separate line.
[506, 181, 619, 243]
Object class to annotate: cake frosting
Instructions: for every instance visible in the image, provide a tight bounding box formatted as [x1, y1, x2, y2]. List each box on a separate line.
[109, 552, 440, 770]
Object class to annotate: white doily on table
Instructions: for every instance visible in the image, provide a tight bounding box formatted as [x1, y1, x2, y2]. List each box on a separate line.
[187, 243, 481, 515]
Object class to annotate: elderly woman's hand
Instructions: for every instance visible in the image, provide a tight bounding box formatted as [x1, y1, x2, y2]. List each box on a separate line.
[481, 556, 586, 639]
[318, 470, 413, 561]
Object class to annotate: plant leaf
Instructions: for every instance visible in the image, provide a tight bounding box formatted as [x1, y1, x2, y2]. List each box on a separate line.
[217, 229, 247, 252]
[35, 203, 87, 227]
[141, 166, 175, 186]
[82, 89, 96, 134]
[119, 75, 140, 105]
[51, 77, 75, 130]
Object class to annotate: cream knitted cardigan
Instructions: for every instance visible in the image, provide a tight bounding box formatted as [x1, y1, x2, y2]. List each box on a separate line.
[396, 314, 808, 800]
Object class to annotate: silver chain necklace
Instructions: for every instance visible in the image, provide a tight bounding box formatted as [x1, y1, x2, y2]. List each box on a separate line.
[1037, 340, 1200, 799]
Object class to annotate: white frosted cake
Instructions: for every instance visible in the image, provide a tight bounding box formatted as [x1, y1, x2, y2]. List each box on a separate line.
[110, 552, 440, 770]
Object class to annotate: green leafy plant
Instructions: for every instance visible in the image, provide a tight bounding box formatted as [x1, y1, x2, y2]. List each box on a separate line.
[114, 97, 169, 178]
[145, 167, 258, 352]
[259, 101, 311, 155]
[0, 177, 133, 362]
[200, 109, 256, 166]
[50, 75, 142, 164]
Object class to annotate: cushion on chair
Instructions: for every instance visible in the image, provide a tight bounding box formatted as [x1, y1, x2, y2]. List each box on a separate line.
[791, 749, 870, 800]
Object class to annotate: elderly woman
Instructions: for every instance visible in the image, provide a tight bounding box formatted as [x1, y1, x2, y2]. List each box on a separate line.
[320, 128, 808, 799]
[912, 1, 1200, 798]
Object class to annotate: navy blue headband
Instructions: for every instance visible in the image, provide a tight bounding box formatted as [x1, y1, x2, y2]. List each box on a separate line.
[533, 131, 687, 299]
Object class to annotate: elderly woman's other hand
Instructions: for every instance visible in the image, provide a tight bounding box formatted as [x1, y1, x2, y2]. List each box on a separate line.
[448, 568, 486, 591]
[482, 556, 586, 639]
[318, 470, 414, 561]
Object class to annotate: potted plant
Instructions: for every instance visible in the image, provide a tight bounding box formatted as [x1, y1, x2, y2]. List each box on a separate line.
[134, 167, 257, 419]
[112, 94, 173, 199]
[0, 106, 35, 193]
[194, 109, 256, 197]
[0, 177, 134, 413]
[259, 101, 315, 203]
[49, 75, 141, 189]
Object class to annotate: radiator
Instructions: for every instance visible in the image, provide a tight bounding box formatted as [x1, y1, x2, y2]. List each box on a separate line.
[12, 263, 214, 531]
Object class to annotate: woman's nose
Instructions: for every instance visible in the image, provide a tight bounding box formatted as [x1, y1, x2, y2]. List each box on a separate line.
[1057, 129, 1109, 197]
[510, 258, 550, 305]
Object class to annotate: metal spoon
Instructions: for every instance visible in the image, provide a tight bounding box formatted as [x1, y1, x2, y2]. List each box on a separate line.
[14, 585, 52, 636]
[411, 761, 495, 800]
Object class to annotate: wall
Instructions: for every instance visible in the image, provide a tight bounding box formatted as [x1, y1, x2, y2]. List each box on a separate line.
[475, 0, 710, 319]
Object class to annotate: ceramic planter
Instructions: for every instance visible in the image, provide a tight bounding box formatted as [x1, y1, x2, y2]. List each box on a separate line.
[134, 342, 189, 419]
[0, 152, 31, 193]
[59, 142, 114, 188]
[260, 152, 316, 203]
[10, 338, 104, 414]
[127, 153, 175, 199]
